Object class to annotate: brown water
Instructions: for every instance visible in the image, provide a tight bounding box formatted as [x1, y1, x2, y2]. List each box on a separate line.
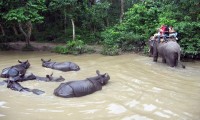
[0, 51, 200, 120]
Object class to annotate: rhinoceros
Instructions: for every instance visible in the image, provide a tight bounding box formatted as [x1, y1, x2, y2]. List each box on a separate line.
[41, 59, 80, 72]
[54, 70, 110, 98]
[10, 73, 65, 82]
[0, 79, 44, 95]
[35, 73, 65, 82]
[1, 60, 30, 78]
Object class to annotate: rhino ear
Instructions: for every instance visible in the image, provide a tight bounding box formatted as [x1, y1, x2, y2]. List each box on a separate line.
[96, 70, 100, 76]
[18, 60, 22, 63]
[41, 59, 44, 62]
[48, 59, 51, 62]
[50, 73, 53, 76]
[103, 73, 106, 77]
[46, 75, 50, 78]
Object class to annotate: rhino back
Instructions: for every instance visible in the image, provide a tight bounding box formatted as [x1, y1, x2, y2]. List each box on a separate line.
[1, 67, 11, 78]
[53, 62, 71, 71]
[54, 83, 75, 98]
[67, 80, 97, 97]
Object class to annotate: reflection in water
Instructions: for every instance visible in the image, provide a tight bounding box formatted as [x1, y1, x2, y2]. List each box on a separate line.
[0, 51, 200, 120]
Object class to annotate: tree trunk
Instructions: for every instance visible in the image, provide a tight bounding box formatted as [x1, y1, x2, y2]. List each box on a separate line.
[0, 24, 5, 36]
[64, 8, 67, 34]
[71, 19, 75, 41]
[120, 0, 124, 23]
[106, 17, 109, 27]
[18, 21, 32, 46]
[12, 24, 19, 35]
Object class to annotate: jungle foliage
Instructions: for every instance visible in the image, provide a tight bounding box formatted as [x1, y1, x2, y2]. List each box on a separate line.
[0, 0, 199, 58]
[101, 0, 200, 57]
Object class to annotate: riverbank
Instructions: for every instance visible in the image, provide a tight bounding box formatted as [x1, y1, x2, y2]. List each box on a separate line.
[3, 41, 103, 53]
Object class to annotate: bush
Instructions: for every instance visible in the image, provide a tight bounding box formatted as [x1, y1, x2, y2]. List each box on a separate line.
[54, 46, 68, 54]
[101, 45, 121, 56]
[53, 39, 89, 55]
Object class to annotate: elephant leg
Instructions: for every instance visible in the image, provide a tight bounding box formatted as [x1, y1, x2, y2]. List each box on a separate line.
[153, 56, 158, 62]
[153, 50, 158, 62]
[166, 57, 175, 67]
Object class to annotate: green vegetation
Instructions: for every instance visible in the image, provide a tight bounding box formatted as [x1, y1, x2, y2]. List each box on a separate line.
[0, 0, 199, 59]
[54, 37, 96, 55]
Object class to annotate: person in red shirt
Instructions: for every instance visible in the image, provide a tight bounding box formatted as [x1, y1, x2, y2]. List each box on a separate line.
[153, 25, 169, 42]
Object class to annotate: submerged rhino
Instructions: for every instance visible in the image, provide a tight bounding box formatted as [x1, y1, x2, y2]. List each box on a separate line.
[0, 79, 45, 95]
[11, 73, 36, 82]
[1, 60, 30, 78]
[54, 70, 110, 98]
[10, 73, 65, 82]
[35, 73, 65, 82]
[41, 59, 80, 72]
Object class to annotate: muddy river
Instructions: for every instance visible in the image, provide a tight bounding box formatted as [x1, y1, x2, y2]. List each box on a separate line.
[0, 51, 199, 120]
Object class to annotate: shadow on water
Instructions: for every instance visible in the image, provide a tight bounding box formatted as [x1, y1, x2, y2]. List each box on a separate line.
[0, 51, 200, 120]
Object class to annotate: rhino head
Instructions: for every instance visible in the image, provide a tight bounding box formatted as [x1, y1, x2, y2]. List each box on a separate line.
[18, 60, 30, 69]
[46, 73, 65, 82]
[96, 70, 110, 85]
[41, 59, 51, 67]
[69, 62, 80, 71]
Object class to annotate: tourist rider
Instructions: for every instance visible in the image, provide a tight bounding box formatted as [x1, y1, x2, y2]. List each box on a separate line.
[153, 25, 169, 42]
[169, 26, 178, 40]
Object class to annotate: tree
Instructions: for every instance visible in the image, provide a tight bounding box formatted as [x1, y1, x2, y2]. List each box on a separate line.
[3, 0, 46, 46]
[119, 0, 124, 23]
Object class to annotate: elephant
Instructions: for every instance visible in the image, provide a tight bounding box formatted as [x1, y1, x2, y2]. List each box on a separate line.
[35, 73, 65, 82]
[41, 59, 80, 72]
[54, 70, 110, 98]
[149, 38, 185, 68]
[0, 79, 45, 95]
[1, 60, 30, 78]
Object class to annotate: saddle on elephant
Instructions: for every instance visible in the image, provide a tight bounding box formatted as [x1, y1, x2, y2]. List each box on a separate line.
[151, 35, 177, 43]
